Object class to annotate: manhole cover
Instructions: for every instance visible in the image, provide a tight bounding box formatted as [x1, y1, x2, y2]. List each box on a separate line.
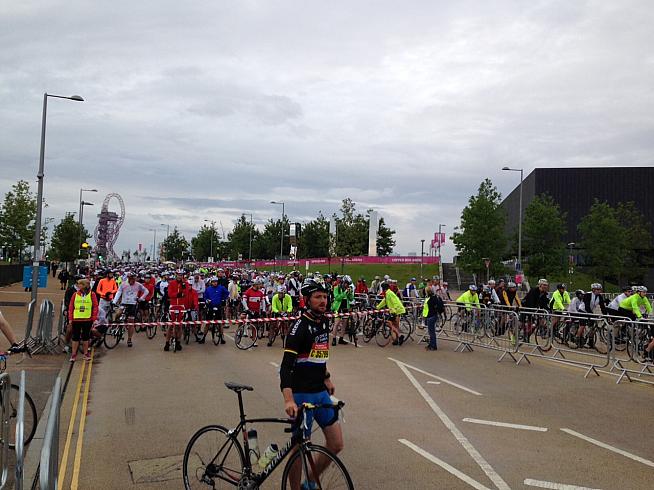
[128, 454, 198, 484]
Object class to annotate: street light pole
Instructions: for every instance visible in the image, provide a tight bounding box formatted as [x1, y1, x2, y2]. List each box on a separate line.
[438, 223, 446, 280]
[245, 213, 253, 262]
[31, 92, 84, 304]
[204, 219, 215, 261]
[270, 201, 285, 259]
[420, 239, 425, 278]
[502, 166, 524, 272]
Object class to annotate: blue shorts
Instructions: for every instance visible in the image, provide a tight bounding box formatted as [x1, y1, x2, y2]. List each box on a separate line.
[293, 390, 338, 437]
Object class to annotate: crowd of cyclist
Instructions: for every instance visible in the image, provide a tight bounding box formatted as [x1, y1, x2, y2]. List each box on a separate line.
[62, 265, 457, 360]
[454, 278, 654, 362]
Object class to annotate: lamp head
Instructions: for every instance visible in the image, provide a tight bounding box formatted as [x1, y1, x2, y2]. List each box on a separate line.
[69, 95, 84, 101]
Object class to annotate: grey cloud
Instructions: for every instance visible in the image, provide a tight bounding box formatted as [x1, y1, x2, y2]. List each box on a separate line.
[2, 0, 653, 257]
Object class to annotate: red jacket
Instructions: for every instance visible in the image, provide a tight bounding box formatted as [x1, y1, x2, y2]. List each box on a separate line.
[68, 291, 99, 323]
[355, 281, 368, 294]
[167, 279, 198, 310]
[142, 278, 155, 301]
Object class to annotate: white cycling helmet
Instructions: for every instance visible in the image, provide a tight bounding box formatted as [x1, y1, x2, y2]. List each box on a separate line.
[590, 283, 602, 290]
[468, 284, 477, 291]
[278, 285, 287, 293]
[538, 278, 549, 286]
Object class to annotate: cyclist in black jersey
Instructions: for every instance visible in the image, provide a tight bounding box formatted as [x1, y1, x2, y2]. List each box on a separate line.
[279, 277, 344, 485]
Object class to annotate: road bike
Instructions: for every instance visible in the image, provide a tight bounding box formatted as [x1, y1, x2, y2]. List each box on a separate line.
[361, 311, 393, 347]
[103, 303, 127, 349]
[0, 351, 38, 449]
[182, 381, 352, 490]
[235, 313, 259, 350]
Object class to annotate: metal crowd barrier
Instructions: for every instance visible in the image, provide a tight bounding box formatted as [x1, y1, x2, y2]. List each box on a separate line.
[40, 376, 62, 490]
[15, 371, 26, 490]
[0, 373, 10, 490]
[26, 300, 59, 355]
[432, 302, 654, 386]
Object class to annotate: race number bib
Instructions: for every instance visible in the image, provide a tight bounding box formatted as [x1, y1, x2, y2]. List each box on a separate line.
[309, 342, 329, 360]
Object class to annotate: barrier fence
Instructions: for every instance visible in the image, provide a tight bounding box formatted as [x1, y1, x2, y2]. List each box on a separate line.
[0, 373, 10, 490]
[40, 376, 62, 490]
[23, 300, 59, 355]
[15, 371, 26, 490]
[430, 302, 654, 386]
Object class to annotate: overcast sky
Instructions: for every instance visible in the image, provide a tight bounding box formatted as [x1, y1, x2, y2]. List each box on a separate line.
[2, 0, 653, 260]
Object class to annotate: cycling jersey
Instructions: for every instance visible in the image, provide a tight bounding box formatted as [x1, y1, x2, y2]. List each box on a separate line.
[550, 290, 571, 311]
[376, 289, 406, 315]
[456, 291, 480, 309]
[608, 293, 627, 311]
[191, 279, 206, 299]
[142, 278, 155, 301]
[280, 311, 330, 393]
[502, 289, 521, 307]
[228, 281, 239, 300]
[272, 293, 293, 314]
[242, 287, 266, 313]
[332, 285, 354, 312]
[113, 282, 148, 305]
[619, 294, 652, 319]
[96, 277, 118, 301]
[205, 284, 229, 305]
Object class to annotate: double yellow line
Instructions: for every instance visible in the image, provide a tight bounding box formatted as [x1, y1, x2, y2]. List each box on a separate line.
[58, 349, 95, 489]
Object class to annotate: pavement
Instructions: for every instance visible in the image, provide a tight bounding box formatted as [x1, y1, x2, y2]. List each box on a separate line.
[0, 277, 67, 488]
[48, 318, 653, 490]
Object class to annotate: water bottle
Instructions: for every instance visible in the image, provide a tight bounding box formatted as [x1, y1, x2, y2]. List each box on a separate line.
[247, 429, 260, 461]
[258, 443, 279, 469]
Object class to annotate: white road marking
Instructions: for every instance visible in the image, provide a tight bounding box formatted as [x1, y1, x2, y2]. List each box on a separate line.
[427, 381, 442, 385]
[524, 478, 602, 490]
[269, 361, 279, 368]
[388, 357, 482, 396]
[398, 439, 492, 490]
[463, 418, 548, 432]
[223, 333, 235, 341]
[560, 428, 654, 469]
[395, 361, 510, 490]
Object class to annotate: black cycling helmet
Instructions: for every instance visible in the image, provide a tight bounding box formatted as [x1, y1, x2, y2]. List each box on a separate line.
[380, 282, 390, 290]
[301, 278, 328, 297]
[575, 289, 584, 298]
[556, 283, 566, 290]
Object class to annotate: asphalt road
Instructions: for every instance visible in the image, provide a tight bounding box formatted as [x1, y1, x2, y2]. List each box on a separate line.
[50, 321, 653, 490]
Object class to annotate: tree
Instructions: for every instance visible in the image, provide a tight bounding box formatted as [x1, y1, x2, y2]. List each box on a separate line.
[616, 202, 652, 283]
[451, 179, 507, 277]
[334, 198, 368, 256]
[160, 227, 190, 261]
[0, 180, 37, 260]
[254, 218, 289, 259]
[50, 214, 90, 264]
[376, 217, 396, 256]
[298, 213, 329, 258]
[522, 194, 567, 278]
[228, 215, 259, 260]
[578, 200, 626, 283]
[192, 224, 225, 261]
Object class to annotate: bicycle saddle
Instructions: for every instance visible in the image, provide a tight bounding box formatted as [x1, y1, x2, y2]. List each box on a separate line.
[225, 382, 254, 392]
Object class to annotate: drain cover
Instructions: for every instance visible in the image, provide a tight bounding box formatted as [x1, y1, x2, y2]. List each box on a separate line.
[128, 454, 198, 483]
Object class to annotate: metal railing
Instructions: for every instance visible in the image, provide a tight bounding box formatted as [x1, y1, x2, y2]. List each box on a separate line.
[40, 376, 62, 490]
[26, 300, 59, 355]
[428, 302, 654, 386]
[0, 373, 10, 490]
[15, 371, 26, 490]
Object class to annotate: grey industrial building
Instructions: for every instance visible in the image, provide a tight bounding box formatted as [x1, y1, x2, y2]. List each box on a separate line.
[500, 166, 654, 285]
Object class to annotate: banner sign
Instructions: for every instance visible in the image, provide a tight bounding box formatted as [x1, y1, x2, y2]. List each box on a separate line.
[200, 255, 440, 268]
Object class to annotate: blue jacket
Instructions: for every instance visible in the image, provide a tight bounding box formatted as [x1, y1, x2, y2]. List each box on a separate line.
[205, 285, 229, 305]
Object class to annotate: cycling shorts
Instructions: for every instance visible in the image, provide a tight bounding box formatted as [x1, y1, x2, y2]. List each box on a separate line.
[124, 304, 138, 317]
[293, 390, 338, 437]
[138, 300, 151, 310]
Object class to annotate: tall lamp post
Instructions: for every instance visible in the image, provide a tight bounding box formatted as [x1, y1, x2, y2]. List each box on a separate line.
[31, 92, 84, 304]
[204, 219, 215, 261]
[270, 201, 285, 260]
[568, 242, 576, 288]
[437, 223, 446, 280]
[245, 213, 253, 262]
[160, 223, 170, 238]
[78, 188, 97, 255]
[502, 166, 524, 272]
[149, 228, 158, 262]
[420, 239, 425, 278]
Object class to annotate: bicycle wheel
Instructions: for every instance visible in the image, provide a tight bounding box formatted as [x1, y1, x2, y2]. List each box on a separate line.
[235, 324, 257, 350]
[146, 323, 157, 339]
[184, 325, 191, 345]
[4, 385, 38, 448]
[592, 327, 608, 355]
[534, 322, 551, 351]
[361, 318, 374, 343]
[269, 321, 279, 346]
[375, 322, 392, 347]
[451, 313, 464, 335]
[104, 324, 123, 349]
[399, 319, 412, 341]
[281, 443, 354, 490]
[183, 424, 245, 490]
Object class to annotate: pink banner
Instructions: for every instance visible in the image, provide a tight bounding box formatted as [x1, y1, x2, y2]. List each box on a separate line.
[200, 255, 440, 268]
